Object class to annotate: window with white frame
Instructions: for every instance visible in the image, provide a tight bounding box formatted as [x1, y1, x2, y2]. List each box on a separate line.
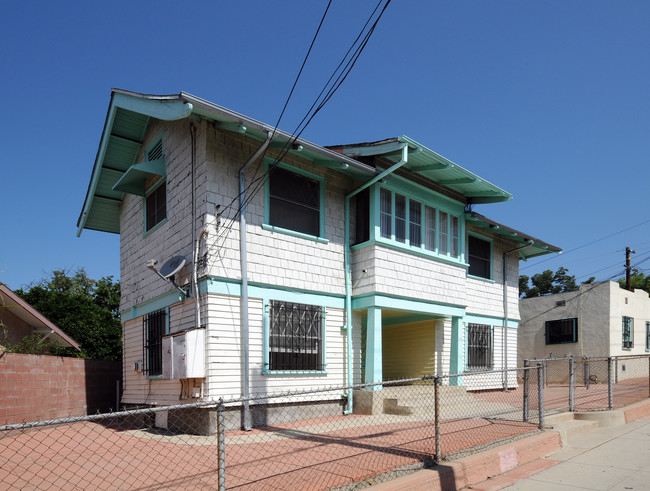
[622, 316, 634, 349]
[269, 300, 323, 371]
[467, 235, 492, 279]
[467, 323, 492, 370]
[545, 318, 578, 345]
[268, 165, 322, 237]
[378, 187, 461, 258]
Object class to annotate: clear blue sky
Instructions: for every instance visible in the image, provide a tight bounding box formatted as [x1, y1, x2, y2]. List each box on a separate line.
[1, 1, 649, 290]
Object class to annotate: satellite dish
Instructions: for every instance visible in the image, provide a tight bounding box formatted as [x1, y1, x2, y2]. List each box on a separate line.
[159, 256, 186, 279]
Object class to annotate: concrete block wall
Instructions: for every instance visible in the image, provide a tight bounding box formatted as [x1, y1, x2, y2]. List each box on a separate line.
[0, 353, 121, 424]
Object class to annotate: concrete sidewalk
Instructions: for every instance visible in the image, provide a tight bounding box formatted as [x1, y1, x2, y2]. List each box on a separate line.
[499, 414, 650, 490]
[373, 399, 650, 491]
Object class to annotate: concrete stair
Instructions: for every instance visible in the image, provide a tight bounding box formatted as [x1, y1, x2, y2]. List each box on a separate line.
[544, 410, 625, 445]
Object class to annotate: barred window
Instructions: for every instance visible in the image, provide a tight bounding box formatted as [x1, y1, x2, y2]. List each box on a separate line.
[622, 316, 633, 349]
[545, 318, 578, 345]
[269, 301, 323, 371]
[467, 323, 492, 370]
[143, 309, 167, 376]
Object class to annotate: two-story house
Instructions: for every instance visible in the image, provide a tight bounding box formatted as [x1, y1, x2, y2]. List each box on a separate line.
[77, 89, 560, 433]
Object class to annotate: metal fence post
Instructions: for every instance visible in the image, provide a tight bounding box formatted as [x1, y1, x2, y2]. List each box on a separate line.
[569, 357, 575, 412]
[434, 376, 441, 464]
[217, 400, 226, 491]
[608, 357, 614, 410]
[523, 359, 530, 423]
[537, 363, 545, 430]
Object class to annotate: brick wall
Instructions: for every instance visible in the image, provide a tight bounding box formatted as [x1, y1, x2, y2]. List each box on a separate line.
[0, 353, 121, 425]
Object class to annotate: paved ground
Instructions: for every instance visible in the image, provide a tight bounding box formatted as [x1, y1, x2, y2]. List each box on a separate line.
[498, 414, 650, 490]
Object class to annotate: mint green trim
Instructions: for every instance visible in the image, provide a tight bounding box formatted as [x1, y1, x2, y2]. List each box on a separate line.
[382, 313, 441, 327]
[448, 316, 464, 385]
[120, 290, 186, 322]
[372, 184, 466, 264]
[467, 275, 496, 283]
[352, 293, 466, 318]
[263, 159, 327, 240]
[262, 298, 270, 373]
[466, 232, 493, 281]
[113, 92, 194, 121]
[261, 223, 329, 243]
[112, 158, 166, 196]
[204, 276, 346, 309]
[365, 307, 382, 390]
[465, 313, 519, 329]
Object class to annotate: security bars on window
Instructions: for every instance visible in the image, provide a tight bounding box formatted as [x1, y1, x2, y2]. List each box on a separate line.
[269, 301, 323, 371]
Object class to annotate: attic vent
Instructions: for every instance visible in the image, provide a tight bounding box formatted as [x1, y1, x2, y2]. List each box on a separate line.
[147, 139, 164, 161]
[555, 300, 566, 307]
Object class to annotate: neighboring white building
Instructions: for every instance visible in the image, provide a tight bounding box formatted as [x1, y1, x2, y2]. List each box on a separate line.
[77, 89, 560, 432]
[519, 281, 650, 382]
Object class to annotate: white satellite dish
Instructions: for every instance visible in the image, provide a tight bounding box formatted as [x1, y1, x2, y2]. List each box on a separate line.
[159, 256, 186, 279]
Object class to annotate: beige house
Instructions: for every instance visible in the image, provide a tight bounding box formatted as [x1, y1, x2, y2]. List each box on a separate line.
[519, 281, 650, 381]
[77, 89, 559, 432]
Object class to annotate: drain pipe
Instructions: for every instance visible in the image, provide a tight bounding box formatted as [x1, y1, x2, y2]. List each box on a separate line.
[239, 132, 272, 430]
[343, 144, 410, 414]
[502, 239, 533, 390]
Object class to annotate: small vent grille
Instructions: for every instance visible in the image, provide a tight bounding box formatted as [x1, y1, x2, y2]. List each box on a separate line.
[555, 300, 566, 307]
[147, 139, 163, 161]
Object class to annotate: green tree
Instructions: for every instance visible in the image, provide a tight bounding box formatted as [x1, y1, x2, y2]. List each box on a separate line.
[16, 269, 121, 361]
[519, 267, 578, 298]
[618, 272, 650, 294]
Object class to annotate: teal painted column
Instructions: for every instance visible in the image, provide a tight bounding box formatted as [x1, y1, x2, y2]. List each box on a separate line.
[448, 316, 464, 386]
[365, 307, 383, 390]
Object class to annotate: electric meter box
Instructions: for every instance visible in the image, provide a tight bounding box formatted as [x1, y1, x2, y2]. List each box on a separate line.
[162, 328, 205, 379]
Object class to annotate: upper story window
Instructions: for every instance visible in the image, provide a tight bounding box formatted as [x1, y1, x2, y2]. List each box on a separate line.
[266, 163, 325, 240]
[467, 235, 492, 279]
[144, 138, 166, 232]
[378, 187, 461, 259]
[545, 318, 578, 345]
[622, 316, 634, 349]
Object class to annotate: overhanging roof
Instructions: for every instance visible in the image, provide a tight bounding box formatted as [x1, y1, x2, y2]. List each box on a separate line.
[465, 211, 562, 260]
[330, 136, 513, 204]
[77, 89, 379, 236]
[0, 284, 81, 350]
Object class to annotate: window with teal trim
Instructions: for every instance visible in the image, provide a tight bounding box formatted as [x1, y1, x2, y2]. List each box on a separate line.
[268, 166, 321, 237]
[622, 316, 633, 349]
[269, 300, 323, 371]
[468, 235, 491, 279]
[143, 309, 167, 376]
[378, 187, 461, 259]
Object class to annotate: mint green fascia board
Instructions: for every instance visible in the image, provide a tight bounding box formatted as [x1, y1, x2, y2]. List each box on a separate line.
[77, 104, 126, 236]
[263, 158, 327, 240]
[204, 276, 346, 309]
[121, 291, 186, 322]
[112, 93, 194, 121]
[465, 313, 519, 329]
[352, 293, 466, 318]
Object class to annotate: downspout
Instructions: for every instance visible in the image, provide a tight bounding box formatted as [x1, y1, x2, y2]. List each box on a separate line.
[239, 132, 272, 430]
[343, 144, 410, 414]
[502, 239, 533, 390]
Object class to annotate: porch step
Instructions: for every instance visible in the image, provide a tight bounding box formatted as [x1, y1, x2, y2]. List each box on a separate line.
[383, 398, 414, 416]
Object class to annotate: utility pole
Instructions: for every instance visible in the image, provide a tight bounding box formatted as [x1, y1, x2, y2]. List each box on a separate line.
[625, 246, 636, 290]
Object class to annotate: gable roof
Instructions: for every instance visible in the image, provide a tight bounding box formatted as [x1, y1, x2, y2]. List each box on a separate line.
[466, 211, 562, 260]
[0, 284, 81, 350]
[77, 89, 379, 236]
[329, 136, 513, 204]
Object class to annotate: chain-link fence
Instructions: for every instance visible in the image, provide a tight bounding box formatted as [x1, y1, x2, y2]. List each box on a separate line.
[524, 354, 650, 414]
[1, 366, 542, 490]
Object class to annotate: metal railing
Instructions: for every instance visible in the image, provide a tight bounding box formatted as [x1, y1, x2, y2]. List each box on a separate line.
[1, 366, 543, 490]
